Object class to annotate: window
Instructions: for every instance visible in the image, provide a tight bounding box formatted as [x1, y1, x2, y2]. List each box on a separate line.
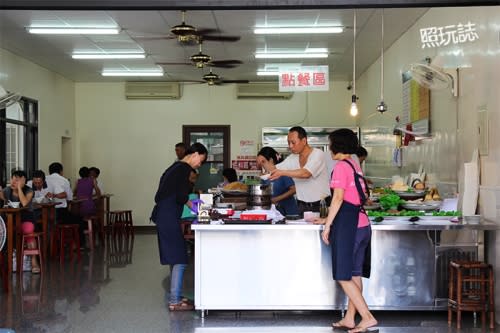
[0, 97, 38, 185]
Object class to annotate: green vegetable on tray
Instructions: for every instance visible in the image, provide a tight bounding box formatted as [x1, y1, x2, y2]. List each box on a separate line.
[378, 193, 405, 210]
[431, 211, 462, 216]
[368, 210, 425, 217]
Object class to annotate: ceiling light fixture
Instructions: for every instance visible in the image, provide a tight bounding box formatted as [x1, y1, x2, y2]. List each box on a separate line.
[256, 70, 280, 76]
[350, 10, 358, 117]
[27, 27, 120, 35]
[254, 26, 343, 34]
[101, 70, 163, 77]
[255, 53, 328, 59]
[72, 53, 145, 59]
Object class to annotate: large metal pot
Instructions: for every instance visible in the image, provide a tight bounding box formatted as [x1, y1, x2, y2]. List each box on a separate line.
[247, 184, 272, 210]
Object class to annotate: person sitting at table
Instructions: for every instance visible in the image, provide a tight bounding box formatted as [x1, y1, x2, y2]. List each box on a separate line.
[89, 166, 103, 195]
[46, 162, 87, 248]
[27, 170, 50, 200]
[74, 166, 101, 218]
[0, 170, 41, 273]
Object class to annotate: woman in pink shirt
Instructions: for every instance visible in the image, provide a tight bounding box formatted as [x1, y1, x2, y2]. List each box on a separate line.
[317, 128, 377, 333]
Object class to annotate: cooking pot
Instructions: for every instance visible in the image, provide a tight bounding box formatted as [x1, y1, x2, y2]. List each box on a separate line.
[247, 184, 272, 210]
[247, 184, 272, 196]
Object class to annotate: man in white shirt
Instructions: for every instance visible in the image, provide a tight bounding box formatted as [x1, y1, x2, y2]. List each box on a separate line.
[46, 162, 86, 247]
[270, 126, 331, 215]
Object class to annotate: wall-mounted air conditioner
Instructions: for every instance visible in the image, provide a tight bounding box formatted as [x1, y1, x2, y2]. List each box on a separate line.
[125, 82, 181, 99]
[236, 83, 293, 99]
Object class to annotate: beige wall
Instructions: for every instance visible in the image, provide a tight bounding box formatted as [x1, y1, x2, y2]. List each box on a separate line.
[75, 82, 354, 225]
[0, 48, 76, 180]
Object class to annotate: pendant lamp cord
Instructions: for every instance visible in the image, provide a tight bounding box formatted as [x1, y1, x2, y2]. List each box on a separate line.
[353, 10, 356, 96]
[380, 9, 384, 101]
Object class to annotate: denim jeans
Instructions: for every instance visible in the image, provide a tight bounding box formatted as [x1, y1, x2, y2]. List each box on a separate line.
[169, 264, 187, 304]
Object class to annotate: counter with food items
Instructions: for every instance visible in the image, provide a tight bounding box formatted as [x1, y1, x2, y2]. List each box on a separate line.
[191, 217, 499, 315]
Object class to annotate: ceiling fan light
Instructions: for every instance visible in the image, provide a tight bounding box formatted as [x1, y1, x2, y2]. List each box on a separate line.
[190, 52, 211, 63]
[170, 23, 197, 36]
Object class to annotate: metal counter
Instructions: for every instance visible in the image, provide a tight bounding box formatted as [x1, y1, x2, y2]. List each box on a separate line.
[192, 219, 499, 315]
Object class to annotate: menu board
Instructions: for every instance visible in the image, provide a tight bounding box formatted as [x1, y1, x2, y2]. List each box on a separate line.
[401, 71, 430, 140]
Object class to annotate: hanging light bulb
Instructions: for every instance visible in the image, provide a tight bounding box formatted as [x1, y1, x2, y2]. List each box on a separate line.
[350, 95, 358, 116]
[376, 9, 388, 114]
[350, 10, 358, 117]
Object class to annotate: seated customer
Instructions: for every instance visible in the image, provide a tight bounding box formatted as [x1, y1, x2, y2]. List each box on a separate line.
[257, 147, 299, 216]
[0, 170, 40, 273]
[46, 162, 87, 248]
[89, 166, 103, 195]
[28, 170, 50, 200]
[74, 166, 101, 219]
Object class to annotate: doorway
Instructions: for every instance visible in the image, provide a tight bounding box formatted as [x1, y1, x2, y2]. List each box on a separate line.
[183, 125, 230, 192]
[61, 137, 73, 185]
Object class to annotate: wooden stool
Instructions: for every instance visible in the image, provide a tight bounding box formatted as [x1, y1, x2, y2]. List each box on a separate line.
[84, 218, 95, 251]
[20, 232, 44, 279]
[448, 260, 495, 329]
[108, 210, 134, 237]
[54, 225, 81, 264]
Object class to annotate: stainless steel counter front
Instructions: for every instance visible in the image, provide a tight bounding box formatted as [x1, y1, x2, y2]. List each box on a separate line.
[192, 219, 499, 315]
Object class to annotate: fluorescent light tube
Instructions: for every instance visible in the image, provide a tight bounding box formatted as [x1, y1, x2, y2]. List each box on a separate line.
[254, 27, 343, 34]
[255, 53, 328, 59]
[28, 27, 120, 34]
[257, 71, 280, 76]
[73, 53, 145, 59]
[101, 71, 163, 77]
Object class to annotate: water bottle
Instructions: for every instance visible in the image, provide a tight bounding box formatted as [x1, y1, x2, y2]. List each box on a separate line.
[320, 199, 328, 218]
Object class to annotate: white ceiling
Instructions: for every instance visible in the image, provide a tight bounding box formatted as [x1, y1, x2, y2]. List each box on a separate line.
[0, 8, 428, 83]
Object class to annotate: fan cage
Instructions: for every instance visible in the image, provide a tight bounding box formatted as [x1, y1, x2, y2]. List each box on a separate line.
[410, 64, 451, 90]
[0, 216, 6, 251]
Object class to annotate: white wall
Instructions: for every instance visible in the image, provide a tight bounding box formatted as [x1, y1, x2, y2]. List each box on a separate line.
[75, 81, 353, 225]
[355, 6, 500, 318]
[0, 48, 76, 180]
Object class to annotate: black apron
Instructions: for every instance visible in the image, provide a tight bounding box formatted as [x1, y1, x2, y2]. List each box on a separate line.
[329, 159, 371, 281]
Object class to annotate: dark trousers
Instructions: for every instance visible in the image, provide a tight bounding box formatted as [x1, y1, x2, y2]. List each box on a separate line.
[297, 196, 331, 217]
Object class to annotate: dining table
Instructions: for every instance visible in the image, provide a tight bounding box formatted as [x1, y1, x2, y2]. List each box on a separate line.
[34, 201, 61, 260]
[0, 206, 27, 275]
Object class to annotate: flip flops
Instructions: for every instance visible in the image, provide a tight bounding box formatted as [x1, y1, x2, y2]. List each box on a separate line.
[168, 300, 194, 311]
[332, 322, 355, 331]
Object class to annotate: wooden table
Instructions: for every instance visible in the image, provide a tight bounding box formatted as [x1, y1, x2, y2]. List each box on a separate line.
[0, 206, 27, 275]
[34, 202, 61, 260]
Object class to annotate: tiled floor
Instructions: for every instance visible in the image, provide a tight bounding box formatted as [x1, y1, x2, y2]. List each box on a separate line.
[1, 234, 498, 333]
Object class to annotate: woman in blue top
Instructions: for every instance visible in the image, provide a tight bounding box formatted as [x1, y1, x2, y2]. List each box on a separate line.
[257, 147, 299, 216]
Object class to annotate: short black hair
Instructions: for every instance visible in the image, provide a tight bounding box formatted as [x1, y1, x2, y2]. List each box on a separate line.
[11, 170, 27, 178]
[79, 166, 90, 178]
[356, 146, 368, 158]
[89, 167, 100, 176]
[175, 142, 186, 149]
[32, 169, 46, 180]
[328, 129, 359, 155]
[48, 162, 63, 175]
[222, 168, 238, 183]
[185, 142, 208, 157]
[257, 146, 282, 164]
[289, 126, 307, 139]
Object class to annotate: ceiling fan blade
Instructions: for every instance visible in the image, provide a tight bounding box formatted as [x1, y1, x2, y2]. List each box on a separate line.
[156, 62, 193, 66]
[210, 60, 243, 66]
[220, 79, 249, 84]
[134, 36, 176, 41]
[194, 28, 220, 35]
[200, 35, 241, 42]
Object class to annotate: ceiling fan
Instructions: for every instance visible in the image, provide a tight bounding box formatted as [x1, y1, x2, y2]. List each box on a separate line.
[137, 10, 241, 45]
[157, 42, 243, 69]
[182, 69, 248, 86]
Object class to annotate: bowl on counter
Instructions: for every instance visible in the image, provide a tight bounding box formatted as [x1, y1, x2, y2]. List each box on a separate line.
[394, 190, 426, 200]
[402, 201, 441, 211]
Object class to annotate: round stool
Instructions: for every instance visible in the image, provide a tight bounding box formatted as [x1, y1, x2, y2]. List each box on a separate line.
[20, 232, 44, 279]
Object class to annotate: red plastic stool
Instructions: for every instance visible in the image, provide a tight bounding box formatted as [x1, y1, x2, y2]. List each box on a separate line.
[20, 232, 44, 279]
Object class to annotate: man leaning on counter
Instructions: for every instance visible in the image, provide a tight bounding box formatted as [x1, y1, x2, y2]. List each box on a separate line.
[269, 126, 331, 216]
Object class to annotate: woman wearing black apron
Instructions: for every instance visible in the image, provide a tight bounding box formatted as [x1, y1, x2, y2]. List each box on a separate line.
[319, 129, 377, 333]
